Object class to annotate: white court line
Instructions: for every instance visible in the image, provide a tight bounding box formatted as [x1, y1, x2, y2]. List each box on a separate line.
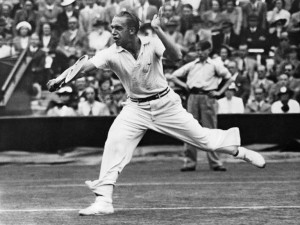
[1, 206, 300, 213]
[32, 180, 300, 187]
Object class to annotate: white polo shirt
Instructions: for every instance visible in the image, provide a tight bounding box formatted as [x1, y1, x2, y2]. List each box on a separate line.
[90, 36, 167, 98]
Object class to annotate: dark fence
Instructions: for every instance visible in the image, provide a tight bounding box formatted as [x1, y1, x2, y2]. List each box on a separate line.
[0, 114, 299, 152]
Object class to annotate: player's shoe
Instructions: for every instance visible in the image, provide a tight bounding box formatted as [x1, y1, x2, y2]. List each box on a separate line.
[235, 147, 266, 168]
[79, 196, 114, 216]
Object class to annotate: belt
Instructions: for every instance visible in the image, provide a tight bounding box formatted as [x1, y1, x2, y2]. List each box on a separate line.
[190, 88, 215, 95]
[130, 87, 170, 103]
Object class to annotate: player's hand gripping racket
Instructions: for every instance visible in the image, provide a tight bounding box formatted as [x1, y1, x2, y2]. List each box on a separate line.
[47, 55, 89, 92]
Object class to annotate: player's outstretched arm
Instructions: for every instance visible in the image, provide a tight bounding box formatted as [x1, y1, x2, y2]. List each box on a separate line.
[151, 7, 182, 61]
[47, 60, 97, 92]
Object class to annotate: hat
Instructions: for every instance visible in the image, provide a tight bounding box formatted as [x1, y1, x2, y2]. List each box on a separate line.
[196, 40, 211, 51]
[93, 19, 108, 27]
[57, 86, 73, 94]
[112, 83, 125, 94]
[61, 0, 76, 6]
[222, 21, 233, 29]
[192, 15, 202, 24]
[227, 82, 238, 91]
[16, 21, 32, 31]
[271, 18, 287, 27]
[0, 18, 7, 27]
[2, 1, 13, 9]
[278, 86, 293, 96]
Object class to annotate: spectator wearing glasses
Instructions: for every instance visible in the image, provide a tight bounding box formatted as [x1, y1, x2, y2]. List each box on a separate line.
[78, 86, 110, 116]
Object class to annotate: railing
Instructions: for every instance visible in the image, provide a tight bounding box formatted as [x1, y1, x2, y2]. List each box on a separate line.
[0, 49, 31, 105]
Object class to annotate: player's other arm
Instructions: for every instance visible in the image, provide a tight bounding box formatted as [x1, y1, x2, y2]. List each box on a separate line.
[151, 8, 182, 61]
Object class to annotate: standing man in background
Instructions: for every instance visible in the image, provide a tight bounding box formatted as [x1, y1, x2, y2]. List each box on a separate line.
[168, 41, 233, 172]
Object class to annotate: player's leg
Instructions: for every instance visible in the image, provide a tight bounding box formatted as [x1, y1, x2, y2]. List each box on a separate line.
[79, 102, 150, 215]
[181, 94, 200, 171]
[199, 95, 226, 171]
[153, 90, 265, 168]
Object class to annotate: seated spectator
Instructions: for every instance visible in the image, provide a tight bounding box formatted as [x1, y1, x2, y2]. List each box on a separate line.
[56, 16, 87, 58]
[268, 18, 288, 49]
[160, 2, 179, 29]
[287, 8, 300, 46]
[183, 16, 212, 62]
[267, 0, 290, 28]
[98, 75, 113, 102]
[212, 44, 232, 67]
[134, 0, 158, 23]
[73, 77, 88, 102]
[13, 21, 32, 54]
[38, 0, 63, 28]
[242, 0, 267, 32]
[0, 33, 16, 58]
[217, 82, 245, 114]
[212, 21, 240, 53]
[221, 0, 242, 36]
[179, 4, 194, 36]
[242, 14, 267, 52]
[104, 0, 135, 24]
[79, 0, 106, 35]
[0, 1, 14, 38]
[245, 87, 271, 113]
[13, 0, 40, 35]
[0, 18, 12, 42]
[46, 86, 77, 116]
[251, 65, 274, 102]
[103, 94, 119, 116]
[202, 0, 225, 34]
[273, 32, 291, 65]
[27, 33, 49, 90]
[39, 22, 59, 53]
[236, 44, 257, 82]
[56, 0, 79, 36]
[88, 19, 113, 54]
[285, 63, 300, 103]
[271, 86, 300, 113]
[111, 83, 126, 115]
[77, 86, 110, 116]
[227, 60, 251, 105]
[164, 19, 184, 53]
[269, 73, 290, 103]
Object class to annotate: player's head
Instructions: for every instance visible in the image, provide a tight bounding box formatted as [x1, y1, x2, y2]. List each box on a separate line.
[111, 11, 140, 46]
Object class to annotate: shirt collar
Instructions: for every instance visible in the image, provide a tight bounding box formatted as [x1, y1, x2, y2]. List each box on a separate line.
[115, 36, 150, 53]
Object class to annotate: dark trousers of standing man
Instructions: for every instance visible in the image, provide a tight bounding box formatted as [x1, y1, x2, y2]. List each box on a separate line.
[184, 92, 224, 169]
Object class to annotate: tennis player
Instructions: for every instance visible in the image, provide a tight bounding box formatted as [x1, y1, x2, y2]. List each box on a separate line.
[47, 10, 266, 216]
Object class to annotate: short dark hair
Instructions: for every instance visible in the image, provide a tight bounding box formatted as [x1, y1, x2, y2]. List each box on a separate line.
[182, 3, 193, 10]
[115, 11, 140, 34]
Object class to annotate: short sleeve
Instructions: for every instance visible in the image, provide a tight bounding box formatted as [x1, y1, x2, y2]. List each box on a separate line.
[152, 37, 165, 57]
[89, 48, 110, 69]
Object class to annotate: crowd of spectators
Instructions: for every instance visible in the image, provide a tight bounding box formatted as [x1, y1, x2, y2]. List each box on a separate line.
[0, 0, 300, 116]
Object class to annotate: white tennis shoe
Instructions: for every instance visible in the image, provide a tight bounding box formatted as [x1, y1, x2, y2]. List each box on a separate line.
[235, 147, 266, 168]
[79, 196, 114, 216]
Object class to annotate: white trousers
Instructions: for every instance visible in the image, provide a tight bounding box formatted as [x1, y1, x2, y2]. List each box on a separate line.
[88, 89, 241, 195]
